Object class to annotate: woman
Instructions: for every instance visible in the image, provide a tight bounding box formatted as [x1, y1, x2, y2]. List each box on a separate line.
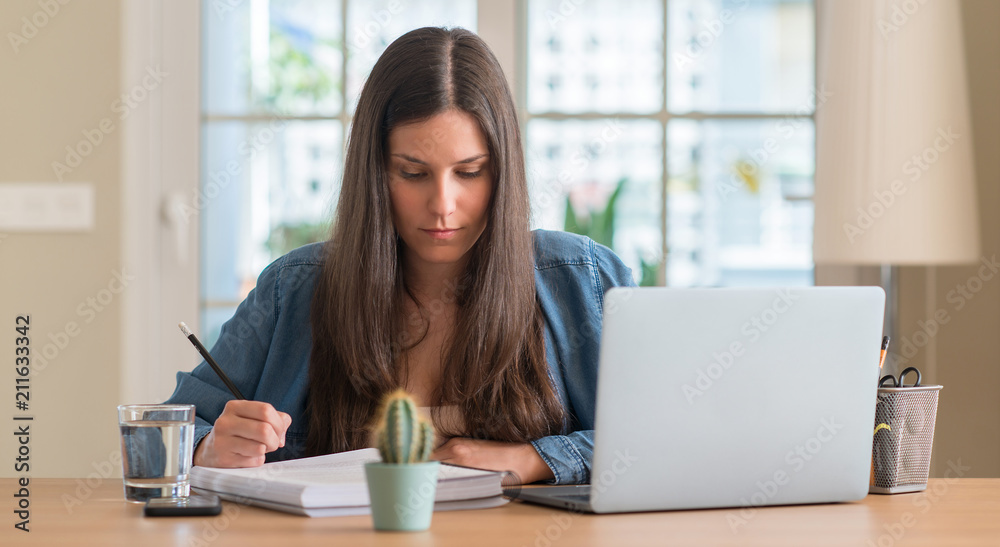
[165, 27, 635, 485]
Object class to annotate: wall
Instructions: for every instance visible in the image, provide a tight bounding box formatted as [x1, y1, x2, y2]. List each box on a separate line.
[0, 0, 124, 479]
[0, 0, 996, 480]
[896, 0, 1000, 479]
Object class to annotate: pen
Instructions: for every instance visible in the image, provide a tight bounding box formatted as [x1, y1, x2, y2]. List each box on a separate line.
[878, 336, 890, 370]
[178, 322, 246, 400]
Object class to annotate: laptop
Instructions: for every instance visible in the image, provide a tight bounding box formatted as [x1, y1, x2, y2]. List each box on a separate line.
[515, 287, 885, 513]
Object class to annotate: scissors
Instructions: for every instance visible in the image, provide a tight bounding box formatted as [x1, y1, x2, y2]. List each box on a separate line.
[879, 366, 922, 387]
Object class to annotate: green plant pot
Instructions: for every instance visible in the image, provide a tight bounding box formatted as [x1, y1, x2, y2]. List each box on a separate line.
[364, 461, 440, 531]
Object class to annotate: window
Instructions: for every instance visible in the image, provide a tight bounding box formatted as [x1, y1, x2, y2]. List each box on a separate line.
[200, 0, 476, 345]
[526, 0, 816, 286]
[199, 0, 816, 344]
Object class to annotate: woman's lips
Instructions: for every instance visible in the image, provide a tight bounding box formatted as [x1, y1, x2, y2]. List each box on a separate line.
[421, 228, 460, 240]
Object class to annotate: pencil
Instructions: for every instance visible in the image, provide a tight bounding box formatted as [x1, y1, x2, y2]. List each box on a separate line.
[878, 336, 890, 370]
[178, 322, 247, 400]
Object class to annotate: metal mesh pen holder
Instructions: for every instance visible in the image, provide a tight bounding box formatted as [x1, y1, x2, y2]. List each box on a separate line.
[870, 384, 943, 494]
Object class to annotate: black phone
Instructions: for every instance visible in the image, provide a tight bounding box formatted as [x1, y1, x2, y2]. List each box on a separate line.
[144, 495, 222, 517]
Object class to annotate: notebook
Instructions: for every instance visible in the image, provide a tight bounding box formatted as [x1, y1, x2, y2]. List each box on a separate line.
[190, 448, 507, 517]
[514, 287, 885, 513]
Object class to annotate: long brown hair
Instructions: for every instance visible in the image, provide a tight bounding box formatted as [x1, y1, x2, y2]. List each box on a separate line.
[306, 27, 564, 456]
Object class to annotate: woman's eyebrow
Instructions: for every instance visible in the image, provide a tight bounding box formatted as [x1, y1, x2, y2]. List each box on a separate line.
[390, 153, 489, 165]
[454, 153, 489, 164]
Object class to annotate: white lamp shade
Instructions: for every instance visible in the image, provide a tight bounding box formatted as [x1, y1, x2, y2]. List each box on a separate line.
[813, 0, 979, 265]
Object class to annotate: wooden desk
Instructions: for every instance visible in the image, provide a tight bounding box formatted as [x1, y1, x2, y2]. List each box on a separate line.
[4, 478, 999, 546]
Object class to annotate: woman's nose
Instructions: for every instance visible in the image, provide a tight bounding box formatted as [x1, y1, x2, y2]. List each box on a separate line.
[427, 175, 458, 218]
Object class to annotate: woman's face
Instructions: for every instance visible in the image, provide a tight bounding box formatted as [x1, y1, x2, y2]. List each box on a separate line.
[387, 109, 493, 274]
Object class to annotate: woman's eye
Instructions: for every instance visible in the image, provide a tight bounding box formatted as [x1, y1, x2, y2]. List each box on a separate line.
[397, 169, 482, 180]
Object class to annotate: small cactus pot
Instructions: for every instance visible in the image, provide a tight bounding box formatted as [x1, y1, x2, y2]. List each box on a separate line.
[364, 460, 440, 531]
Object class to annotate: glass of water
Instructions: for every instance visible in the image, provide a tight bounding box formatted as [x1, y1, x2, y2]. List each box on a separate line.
[117, 404, 195, 503]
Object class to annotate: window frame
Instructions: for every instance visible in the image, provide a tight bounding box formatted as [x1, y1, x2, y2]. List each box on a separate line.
[127, 0, 836, 402]
[516, 0, 818, 286]
[121, 0, 201, 404]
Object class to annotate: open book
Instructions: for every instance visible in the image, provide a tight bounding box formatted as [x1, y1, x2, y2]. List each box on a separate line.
[189, 448, 508, 517]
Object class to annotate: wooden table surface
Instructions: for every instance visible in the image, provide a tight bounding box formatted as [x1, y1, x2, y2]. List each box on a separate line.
[3, 478, 999, 546]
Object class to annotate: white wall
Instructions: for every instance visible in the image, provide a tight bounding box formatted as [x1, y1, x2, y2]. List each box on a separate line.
[0, 0, 124, 478]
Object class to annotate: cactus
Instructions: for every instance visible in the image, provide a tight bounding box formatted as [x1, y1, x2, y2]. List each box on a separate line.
[375, 389, 435, 464]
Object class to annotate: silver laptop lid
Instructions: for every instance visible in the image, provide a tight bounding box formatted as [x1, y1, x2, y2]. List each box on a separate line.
[589, 287, 885, 513]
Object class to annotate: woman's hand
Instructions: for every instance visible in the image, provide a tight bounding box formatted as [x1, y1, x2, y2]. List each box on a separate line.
[193, 400, 292, 468]
[431, 438, 554, 484]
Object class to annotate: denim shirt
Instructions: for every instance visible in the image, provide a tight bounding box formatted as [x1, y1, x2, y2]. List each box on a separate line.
[164, 229, 635, 485]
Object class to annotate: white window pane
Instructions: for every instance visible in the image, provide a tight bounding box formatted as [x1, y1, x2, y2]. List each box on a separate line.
[203, 0, 343, 116]
[527, 0, 663, 114]
[201, 120, 342, 312]
[528, 119, 663, 285]
[667, 118, 814, 287]
[345, 0, 477, 112]
[667, 0, 814, 113]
